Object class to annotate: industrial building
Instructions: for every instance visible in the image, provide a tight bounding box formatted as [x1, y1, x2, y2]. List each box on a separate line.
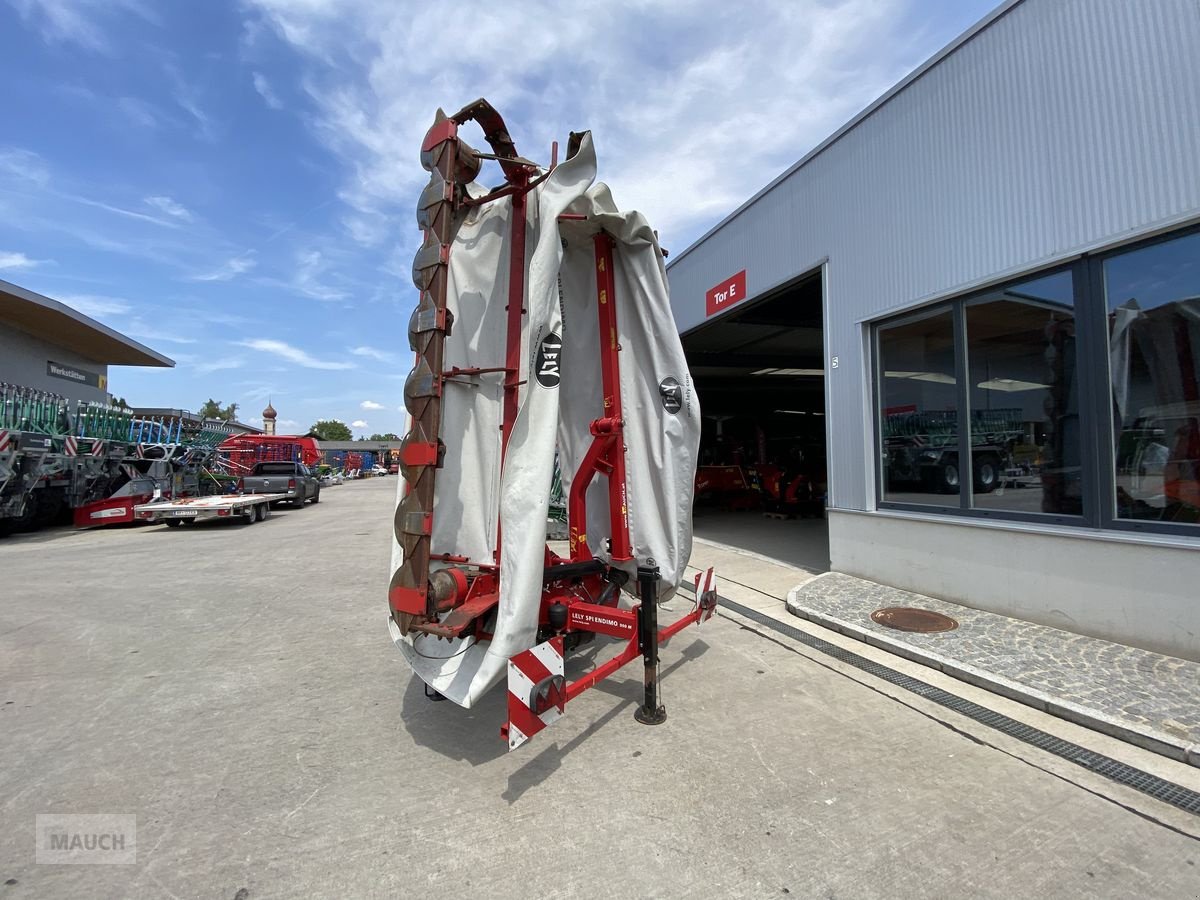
[0, 277, 173, 401]
[667, 0, 1200, 660]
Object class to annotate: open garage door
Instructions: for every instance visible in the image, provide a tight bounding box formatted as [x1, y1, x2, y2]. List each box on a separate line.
[681, 269, 829, 573]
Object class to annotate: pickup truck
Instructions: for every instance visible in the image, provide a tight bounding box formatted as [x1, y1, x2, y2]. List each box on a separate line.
[240, 461, 320, 507]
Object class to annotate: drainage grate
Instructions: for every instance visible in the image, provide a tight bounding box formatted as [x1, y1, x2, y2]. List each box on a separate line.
[871, 606, 959, 633]
[699, 591, 1200, 818]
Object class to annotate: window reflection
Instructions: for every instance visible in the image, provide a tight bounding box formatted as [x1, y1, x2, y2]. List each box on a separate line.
[879, 310, 960, 503]
[966, 271, 1082, 515]
[1106, 231, 1200, 523]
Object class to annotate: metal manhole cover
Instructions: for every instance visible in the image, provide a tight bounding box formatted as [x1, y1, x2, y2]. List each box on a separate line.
[870, 606, 958, 633]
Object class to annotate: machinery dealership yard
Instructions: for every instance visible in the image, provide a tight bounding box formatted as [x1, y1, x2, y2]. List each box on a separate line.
[1, 477, 1197, 899]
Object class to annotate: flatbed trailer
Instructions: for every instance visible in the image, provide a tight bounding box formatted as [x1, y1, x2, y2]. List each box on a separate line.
[133, 493, 285, 527]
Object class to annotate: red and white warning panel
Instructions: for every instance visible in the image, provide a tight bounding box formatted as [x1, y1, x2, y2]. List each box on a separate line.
[694, 567, 718, 623]
[498, 568, 720, 752]
[504, 636, 566, 751]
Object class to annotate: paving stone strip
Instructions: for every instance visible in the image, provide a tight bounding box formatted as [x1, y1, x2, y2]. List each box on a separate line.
[787, 572, 1200, 766]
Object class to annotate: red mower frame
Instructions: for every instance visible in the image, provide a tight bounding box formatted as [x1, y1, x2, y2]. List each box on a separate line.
[392, 100, 716, 748]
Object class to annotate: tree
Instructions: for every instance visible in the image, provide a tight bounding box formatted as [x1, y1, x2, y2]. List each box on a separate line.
[310, 419, 353, 441]
[369, 433, 400, 441]
[198, 399, 239, 421]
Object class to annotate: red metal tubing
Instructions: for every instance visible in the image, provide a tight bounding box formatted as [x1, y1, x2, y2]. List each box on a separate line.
[657, 606, 703, 642]
[494, 181, 530, 564]
[564, 635, 641, 702]
[592, 233, 633, 561]
[501, 187, 528, 461]
[562, 602, 700, 702]
[567, 432, 617, 559]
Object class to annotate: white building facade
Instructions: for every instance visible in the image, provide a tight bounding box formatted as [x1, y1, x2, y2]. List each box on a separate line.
[667, 0, 1200, 660]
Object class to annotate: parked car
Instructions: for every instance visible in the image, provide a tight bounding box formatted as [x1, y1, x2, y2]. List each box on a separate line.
[240, 461, 320, 507]
[371, 466, 389, 477]
[387, 462, 399, 475]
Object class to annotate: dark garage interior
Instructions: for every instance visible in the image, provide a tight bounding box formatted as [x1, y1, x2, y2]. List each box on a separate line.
[681, 270, 830, 572]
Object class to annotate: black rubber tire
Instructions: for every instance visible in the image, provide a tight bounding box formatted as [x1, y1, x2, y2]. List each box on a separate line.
[311, 488, 320, 504]
[973, 454, 1000, 494]
[34, 489, 64, 526]
[14, 494, 41, 533]
[938, 459, 960, 494]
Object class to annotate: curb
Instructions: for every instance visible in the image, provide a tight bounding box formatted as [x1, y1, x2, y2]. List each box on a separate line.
[785, 591, 1200, 768]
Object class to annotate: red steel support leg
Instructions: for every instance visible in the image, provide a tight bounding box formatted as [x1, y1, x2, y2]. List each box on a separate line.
[502, 187, 528, 459]
[495, 182, 529, 564]
[591, 233, 632, 562]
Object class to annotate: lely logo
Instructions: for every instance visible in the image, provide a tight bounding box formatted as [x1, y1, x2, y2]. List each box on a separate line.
[536, 332, 562, 388]
[659, 377, 683, 414]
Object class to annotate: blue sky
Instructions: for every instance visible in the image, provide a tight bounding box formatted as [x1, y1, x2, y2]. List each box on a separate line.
[0, 0, 997, 437]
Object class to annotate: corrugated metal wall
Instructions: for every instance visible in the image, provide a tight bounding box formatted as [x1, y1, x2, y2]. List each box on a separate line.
[0, 327, 110, 405]
[666, 0, 1200, 512]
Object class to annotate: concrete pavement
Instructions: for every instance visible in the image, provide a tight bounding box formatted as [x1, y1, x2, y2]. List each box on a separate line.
[1, 477, 1198, 898]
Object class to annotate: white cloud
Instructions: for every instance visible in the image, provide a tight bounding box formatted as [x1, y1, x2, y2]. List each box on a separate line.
[351, 419, 368, 429]
[0, 251, 42, 270]
[0, 147, 50, 186]
[244, 0, 951, 251]
[238, 339, 355, 370]
[194, 356, 245, 375]
[237, 383, 287, 403]
[8, 0, 158, 54]
[123, 325, 197, 345]
[252, 71, 283, 110]
[58, 293, 133, 318]
[116, 96, 161, 130]
[190, 254, 257, 282]
[291, 249, 349, 301]
[68, 194, 180, 227]
[253, 248, 352, 301]
[341, 212, 389, 247]
[163, 62, 218, 143]
[351, 345, 397, 363]
[360, 400, 384, 410]
[144, 195, 193, 222]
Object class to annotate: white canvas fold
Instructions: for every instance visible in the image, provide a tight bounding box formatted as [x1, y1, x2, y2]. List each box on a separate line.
[390, 134, 699, 707]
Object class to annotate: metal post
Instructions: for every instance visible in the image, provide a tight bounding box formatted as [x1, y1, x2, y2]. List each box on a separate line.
[634, 563, 666, 725]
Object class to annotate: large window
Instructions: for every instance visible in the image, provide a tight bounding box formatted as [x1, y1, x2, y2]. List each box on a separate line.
[873, 223, 1200, 534]
[1105, 230, 1200, 524]
[878, 310, 960, 504]
[966, 271, 1080, 516]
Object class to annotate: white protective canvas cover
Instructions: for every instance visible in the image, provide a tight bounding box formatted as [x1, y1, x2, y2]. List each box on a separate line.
[389, 134, 700, 707]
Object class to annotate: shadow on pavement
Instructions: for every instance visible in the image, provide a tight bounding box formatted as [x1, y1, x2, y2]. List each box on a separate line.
[397, 636, 710, 789]
[502, 640, 709, 804]
[398, 675, 511, 767]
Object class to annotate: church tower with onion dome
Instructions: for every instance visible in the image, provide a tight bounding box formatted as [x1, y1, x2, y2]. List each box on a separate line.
[262, 400, 277, 436]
